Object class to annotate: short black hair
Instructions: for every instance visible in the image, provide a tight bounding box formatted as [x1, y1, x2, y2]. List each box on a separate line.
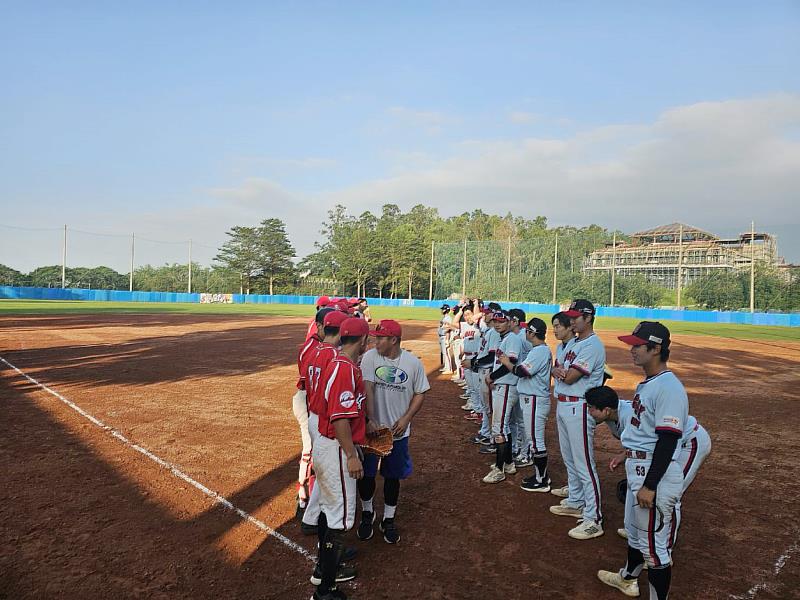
[316, 307, 334, 324]
[487, 301, 502, 312]
[551, 312, 571, 328]
[323, 325, 340, 337]
[647, 341, 671, 362]
[585, 386, 619, 410]
[339, 335, 363, 346]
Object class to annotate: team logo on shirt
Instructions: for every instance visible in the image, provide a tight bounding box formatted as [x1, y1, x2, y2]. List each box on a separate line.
[375, 366, 408, 385]
[339, 390, 355, 408]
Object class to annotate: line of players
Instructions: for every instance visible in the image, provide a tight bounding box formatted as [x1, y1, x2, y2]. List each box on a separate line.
[438, 298, 712, 600]
[292, 296, 430, 600]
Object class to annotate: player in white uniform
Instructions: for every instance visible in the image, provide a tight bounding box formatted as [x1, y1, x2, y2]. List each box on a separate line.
[501, 318, 552, 491]
[549, 300, 606, 540]
[459, 305, 483, 418]
[482, 311, 524, 483]
[438, 305, 454, 373]
[586, 386, 711, 547]
[506, 308, 531, 465]
[597, 321, 688, 600]
[549, 311, 576, 499]
[472, 307, 502, 450]
[357, 320, 430, 544]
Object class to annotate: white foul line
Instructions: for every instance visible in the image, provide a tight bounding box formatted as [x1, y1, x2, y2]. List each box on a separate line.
[730, 541, 799, 599]
[0, 355, 315, 563]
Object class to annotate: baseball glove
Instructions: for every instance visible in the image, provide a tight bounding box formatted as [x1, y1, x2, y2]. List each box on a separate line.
[362, 427, 394, 457]
[616, 478, 628, 504]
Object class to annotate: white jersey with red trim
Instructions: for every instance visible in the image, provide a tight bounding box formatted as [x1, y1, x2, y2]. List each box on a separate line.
[621, 370, 688, 460]
[555, 333, 605, 398]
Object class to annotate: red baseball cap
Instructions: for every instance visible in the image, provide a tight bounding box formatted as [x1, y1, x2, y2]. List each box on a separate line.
[316, 295, 331, 308]
[370, 319, 402, 337]
[348, 297, 360, 306]
[335, 299, 350, 312]
[340, 317, 370, 338]
[323, 310, 348, 328]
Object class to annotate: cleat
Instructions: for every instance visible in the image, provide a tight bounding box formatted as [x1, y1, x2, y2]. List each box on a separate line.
[514, 456, 533, 468]
[617, 527, 629, 540]
[460, 401, 472, 408]
[569, 519, 604, 540]
[482, 465, 506, 484]
[357, 511, 375, 541]
[311, 589, 348, 600]
[470, 435, 489, 445]
[479, 437, 492, 446]
[341, 545, 357, 562]
[597, 570, 640, 597]
[520, 477, 551, 493]
[503, 462, 517, 474]
[550, 485, 569, 498]
[379, 518, 400, 544]
[310, 564, 357, 586]
[464, 412, 482, 421]
[478, 443, 497, 454]
[549, 504, 583, 518]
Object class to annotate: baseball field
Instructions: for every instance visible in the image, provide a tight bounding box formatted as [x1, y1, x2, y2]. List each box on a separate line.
[1, 300, 799, 599]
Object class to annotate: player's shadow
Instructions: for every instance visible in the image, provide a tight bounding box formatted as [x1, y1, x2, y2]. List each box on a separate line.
[0, 313, 275, 331]
[0, 372, 316, 600]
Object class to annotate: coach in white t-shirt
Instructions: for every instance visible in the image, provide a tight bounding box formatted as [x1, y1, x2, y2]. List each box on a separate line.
[356, 319, 431, 545]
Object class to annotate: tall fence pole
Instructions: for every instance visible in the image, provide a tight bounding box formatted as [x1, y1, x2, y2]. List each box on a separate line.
[551, 232, 558, 304]
[676, 224, 684, 307]
[506, 237, 511, 302]
[188, 239, 193, 294]
[750, 220, 755, 313]
[610, 231, 617, 306]
[61, 224, 67, 288]
[428, 240, 434, 301]
[461, 239, 467, 297]
[129, 233, 135, 292]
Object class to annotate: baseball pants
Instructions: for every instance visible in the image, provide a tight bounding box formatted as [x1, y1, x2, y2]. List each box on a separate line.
[291, 389, 312, 503]
[519, 394, 550, 459]
[478, 368, 492, 439]
[312, 434, 358, 531]
[490, 384, 519, 441]
[555, 399, 602, 523]
[624, 458, 684, 568]
[509, 400, 525, 456]
[668, 424, 712, 549]
[465, 369, 480, 412]
[301, 412, 322, 527]
[438, 336, 449, 369]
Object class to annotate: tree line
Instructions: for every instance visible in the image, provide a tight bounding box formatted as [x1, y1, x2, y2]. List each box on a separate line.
[2, 206, 797, 311]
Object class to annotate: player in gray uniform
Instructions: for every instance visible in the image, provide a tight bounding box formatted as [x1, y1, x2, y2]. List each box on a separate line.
[471, 308, 502, 448]
[482, 311, 524, 484]
[549, 311, 575, 499]
[549, 299, 606, 540]
[506, 308, 531, 466]
[459, 305, 483, 418]
[501, 317, 552, 491]
[597, 321, 688, 600]
[586, 385, 711, 545]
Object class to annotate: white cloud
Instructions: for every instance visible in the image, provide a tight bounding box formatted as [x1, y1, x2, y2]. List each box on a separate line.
[386, 105, 457, 134]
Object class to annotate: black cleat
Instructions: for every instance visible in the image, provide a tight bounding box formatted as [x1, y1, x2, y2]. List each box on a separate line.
[311, 587, 348, 600]
[380, 518, 400, 544]
[300, 522, 319, 535]
[357, 511, 375, 541]
[309, 564, 357, 585]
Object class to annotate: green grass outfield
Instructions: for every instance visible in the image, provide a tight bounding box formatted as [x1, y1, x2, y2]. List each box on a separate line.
[1, 299, 798, 343]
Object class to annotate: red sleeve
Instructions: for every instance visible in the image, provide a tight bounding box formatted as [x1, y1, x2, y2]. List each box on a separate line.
[325, 361, 360, 421]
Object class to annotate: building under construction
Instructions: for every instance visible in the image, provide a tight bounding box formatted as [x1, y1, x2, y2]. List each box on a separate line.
[583, 223, 781, 289]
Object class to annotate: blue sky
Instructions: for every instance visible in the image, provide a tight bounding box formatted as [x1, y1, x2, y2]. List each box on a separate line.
[2, 2, 799, 271]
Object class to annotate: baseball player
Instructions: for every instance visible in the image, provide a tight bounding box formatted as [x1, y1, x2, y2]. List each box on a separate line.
[300, 309, 349, 536]
[356, 320, 430, 544]
[506, 308, 531, 465]
[549, 299, 606, 540]
[549, 311, 575, 499]
[501, 317, 552, 491]
[472, 307, 503, 450]
[482, 310, 523, 483]
[306, 296, 331, 340]
[354, 298, 372, 322]
[294, 307, 332, 518]
[311, 317, 370, 600]
[585, 385, 711, 545]
[438, 304, 454, 373]
[458, 304, 482, 416]
[596, 321, 689, 600]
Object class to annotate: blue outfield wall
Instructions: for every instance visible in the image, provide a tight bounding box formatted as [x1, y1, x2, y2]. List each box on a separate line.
[1, 286, 798, 327]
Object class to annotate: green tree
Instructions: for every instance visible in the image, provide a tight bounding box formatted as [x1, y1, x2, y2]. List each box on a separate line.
[687, 272, 745, 310]
[257, 218, 296, 295]
[29, 265, 64, 288]
[0, 264, 29, 286]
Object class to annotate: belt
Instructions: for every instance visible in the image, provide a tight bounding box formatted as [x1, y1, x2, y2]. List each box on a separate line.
[464, 352, 477, 356]
[557, 394, 582, 403]
[625, 450, 652, 459]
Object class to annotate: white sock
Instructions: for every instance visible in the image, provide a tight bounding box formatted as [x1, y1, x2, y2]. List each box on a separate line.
[383, 504, 397, 520]
[361, 498, 374, 513]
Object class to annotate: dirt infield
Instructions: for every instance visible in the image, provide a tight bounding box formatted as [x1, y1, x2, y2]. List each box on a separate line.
[1, 313, 799, 600]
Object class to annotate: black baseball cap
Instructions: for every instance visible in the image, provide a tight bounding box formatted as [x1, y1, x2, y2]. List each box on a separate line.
[440, 304, 451, 312]
[526, 317, 547, 337]
[618, 321, 671, 346]
[564, 299, 595, 318]
[315, 307, 335, 324]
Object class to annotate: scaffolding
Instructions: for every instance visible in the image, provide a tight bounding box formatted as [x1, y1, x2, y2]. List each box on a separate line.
[583, 222, 781, 290]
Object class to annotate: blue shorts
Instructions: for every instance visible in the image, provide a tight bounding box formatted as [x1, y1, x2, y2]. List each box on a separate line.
[363, 436, 413, 480]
